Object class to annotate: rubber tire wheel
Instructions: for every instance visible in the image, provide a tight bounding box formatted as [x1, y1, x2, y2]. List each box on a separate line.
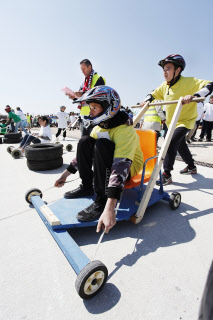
[66, 144, 73, 152]
[25, 188, 42, 204]
[169, 192, 181, 210]
[75, 260, 108, 300]
[11, 149, 21, 159]
[7, 146, 14, 154]
[3, 137, 22, 144]
[25, 143, 63, 161]
[27, 157, 63, 171]
[4, 132, 22, 139]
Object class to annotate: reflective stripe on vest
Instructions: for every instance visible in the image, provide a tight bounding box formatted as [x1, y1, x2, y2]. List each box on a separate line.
[144, 106, 161, 123]
[80, 74, 106, 116]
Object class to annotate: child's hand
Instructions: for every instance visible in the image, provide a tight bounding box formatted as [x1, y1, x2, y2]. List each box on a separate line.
[54, 176, 66, 188]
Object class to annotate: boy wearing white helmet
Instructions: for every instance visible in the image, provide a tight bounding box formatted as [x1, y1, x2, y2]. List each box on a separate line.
[55, 106, 69, 141]
[55, 86, 144, 233]
[140, 54, 213, 185]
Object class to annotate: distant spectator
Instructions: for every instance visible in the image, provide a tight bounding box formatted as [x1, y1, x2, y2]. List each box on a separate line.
[55, 106, 69, 141]
[16, 107, 29, 132]
[26, 113, 31, 129]
[199, 95, 213, 142]
[5, 105, 28, 134]
[186, 102, 204, 142]
[65, 59, 105, 136]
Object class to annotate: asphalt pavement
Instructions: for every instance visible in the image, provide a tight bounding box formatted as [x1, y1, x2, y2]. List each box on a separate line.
[0, 128, 212, 320]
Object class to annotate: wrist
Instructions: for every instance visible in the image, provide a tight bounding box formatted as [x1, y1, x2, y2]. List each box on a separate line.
[62, 170, 70, 179]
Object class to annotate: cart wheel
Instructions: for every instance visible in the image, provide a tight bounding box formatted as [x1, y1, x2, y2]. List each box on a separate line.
[25, 188, 42, 204]
[66, 144, 73, 152]
[11, 149, 21, 159]
[75, 260, 108, 299]
[7, 146, 13, 154]
[169, 192, 181, 210]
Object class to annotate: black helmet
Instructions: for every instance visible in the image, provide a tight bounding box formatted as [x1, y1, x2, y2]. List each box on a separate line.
[158, 54, 186, 71]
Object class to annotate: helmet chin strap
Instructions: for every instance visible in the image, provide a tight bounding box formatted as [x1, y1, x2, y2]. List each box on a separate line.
[167, 67, 180, 95]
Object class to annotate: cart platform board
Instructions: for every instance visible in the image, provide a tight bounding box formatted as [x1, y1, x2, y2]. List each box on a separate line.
[32, 186, 170, 231]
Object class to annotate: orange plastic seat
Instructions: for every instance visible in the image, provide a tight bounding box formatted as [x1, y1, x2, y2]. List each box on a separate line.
[125, 130, 157, 189]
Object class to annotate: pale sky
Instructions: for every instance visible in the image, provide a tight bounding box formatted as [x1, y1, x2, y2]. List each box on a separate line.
[0, 0, 212, 116]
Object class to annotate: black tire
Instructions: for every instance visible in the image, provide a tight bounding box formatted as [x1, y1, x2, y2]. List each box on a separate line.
[4, 132, 22, 139]
[75, 261, 108, 299]
[25, 143, 63, 161]
[27, 157, 63, 171]
[11, 149, 22, 159]
[25, 188, 42, 204]
[3, 138, 22, 144]
[169, 192, 181, 210]
[66, 144, 73, 152]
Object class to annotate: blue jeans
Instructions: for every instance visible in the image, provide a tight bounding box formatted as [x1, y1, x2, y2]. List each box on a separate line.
[20, 134, 41, 148]
[15, 121, 28, 134]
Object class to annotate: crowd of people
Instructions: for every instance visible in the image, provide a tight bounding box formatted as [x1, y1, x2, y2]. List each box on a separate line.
[0, 56, 213, 233]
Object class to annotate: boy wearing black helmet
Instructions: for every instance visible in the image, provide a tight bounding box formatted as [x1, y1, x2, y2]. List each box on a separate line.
[140, 54, 213, 185]
[55, 86, 144, 233]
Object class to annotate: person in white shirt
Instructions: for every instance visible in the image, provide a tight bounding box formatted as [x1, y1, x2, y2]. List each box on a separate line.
[186, 102, 204, 142]
[70, 112, 76, 125]
[16, 107, 29, 133]
[56, 106, 69, 140]
[19, 116, 52, 153]
[199, 96, 213, 142]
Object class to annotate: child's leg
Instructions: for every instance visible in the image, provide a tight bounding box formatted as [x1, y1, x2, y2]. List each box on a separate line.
[200, 120, 207, 139]
[63, 128, 66, 138]
[19, 121, 28, 134]
[64, 136, 96, 199]
[11, 122, 15, 132]
[206, 121, 213, 141]
[22, 135, 38, 149]
[93, 138, 115, 204]
[75, 138, 115, 222]
[56, 128, 62, 137]
[76, 136, 96, 189]
[164, 127, 189, 174]
[20, 134, 29, 147]
[32, 138, 41, 144]
[15, 122, 20, 132]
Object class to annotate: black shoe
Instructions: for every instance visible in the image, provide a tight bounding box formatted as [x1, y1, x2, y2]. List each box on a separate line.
[186, 140, 191, 144]
[64, 184, 94, 199]
[76, 201, 105, 222]
[156, 172, 172, 186]
[191, 137, 197, 142]
[198, 138, 203, 142]
[180, 165, 197, 174]
[206, 139, 211, 142]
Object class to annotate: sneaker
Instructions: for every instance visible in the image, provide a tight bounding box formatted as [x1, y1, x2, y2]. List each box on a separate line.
[186, 140, 191, 144]
[64, 184, 94, 199]
[206, 139, 211, 142]
[156, 172, 172, 186]
[198, 138, 203, 142]
[63, 137, 65, 141]
[55, 137, 59, 142]
[179, 165, 197, 175]
[191, 137, 197, 142]
[76, 201, 105, 222]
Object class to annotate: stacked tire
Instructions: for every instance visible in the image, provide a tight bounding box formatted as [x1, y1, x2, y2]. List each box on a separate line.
[3, 132, 22, 144]
[25, 143, 63, 171]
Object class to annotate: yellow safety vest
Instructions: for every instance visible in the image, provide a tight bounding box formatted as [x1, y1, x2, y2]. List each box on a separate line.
[144, 105, 161, 124]
[80, 73, 106, 116]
